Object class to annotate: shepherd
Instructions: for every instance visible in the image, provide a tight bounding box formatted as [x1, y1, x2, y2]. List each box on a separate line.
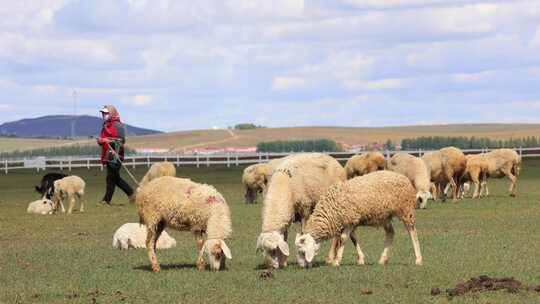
[97, 105, 134, 205]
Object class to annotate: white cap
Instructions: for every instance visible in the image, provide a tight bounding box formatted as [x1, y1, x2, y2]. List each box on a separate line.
[99, 106, 109, 113]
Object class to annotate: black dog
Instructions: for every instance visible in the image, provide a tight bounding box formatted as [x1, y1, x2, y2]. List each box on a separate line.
[35, 173, 68, 199]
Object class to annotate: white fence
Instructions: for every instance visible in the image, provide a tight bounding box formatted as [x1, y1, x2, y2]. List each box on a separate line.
[1, 147, 536, 174]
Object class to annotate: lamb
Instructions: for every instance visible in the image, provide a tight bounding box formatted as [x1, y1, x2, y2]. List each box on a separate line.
[256, 153, 346, 269]
[344, 151, 386, 179]
[139, 161, 176, 189]
[387, 152, 432, 209]
[295, 171, 422, 268]
[112, 223, 177, 250]
[482, 148, 521, 197]
[27, 199, 55, 215]
[136, 176, 232, 272]
[52, 175, 85, 214]
[34, 172, 68, 199]
[242, 158, 284, 204]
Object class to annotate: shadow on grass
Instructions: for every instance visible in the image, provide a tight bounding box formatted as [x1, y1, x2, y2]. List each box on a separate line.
[134, 263, 198, 272]
[253, 260, 328, 270]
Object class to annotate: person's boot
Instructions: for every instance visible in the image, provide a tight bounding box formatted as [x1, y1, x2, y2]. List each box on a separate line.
[99, 200, 111, 206]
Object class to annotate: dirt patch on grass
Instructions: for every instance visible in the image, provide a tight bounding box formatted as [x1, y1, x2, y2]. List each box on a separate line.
[435, 275, 540, 299]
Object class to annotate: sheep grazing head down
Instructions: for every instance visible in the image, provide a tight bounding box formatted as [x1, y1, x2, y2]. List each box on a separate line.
[256, 231, 289, 269]
[295, 233, 320, 268]
[416, 191, 432, 209]
[204, 239, 232, 271]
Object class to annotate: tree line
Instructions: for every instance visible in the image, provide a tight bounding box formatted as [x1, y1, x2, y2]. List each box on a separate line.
[400, 136, 540, 150]
[257, 139, 342, 153]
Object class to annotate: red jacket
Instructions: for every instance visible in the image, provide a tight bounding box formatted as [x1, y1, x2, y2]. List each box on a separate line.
[99, 116, 126, 164]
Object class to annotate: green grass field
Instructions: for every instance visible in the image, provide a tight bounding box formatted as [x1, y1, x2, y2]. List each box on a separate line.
[1, 161, 539, 303]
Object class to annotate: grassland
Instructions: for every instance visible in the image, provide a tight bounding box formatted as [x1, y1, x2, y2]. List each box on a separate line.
[0, 137, 91, 153]
[127, 124, 540, 150]
[0, 161, 540, 303]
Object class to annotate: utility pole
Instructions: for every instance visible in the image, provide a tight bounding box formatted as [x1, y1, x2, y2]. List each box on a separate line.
[71, 90, 77, 139]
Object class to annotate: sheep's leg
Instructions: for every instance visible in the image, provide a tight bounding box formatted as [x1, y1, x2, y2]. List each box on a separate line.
[59, 200, 66, 213]
[404, 223, 423, 266]
[470, 170, 480, 199]
[146, 221, 164, 272]
[501, 168, 517, 197]
[325, 237, 338, 265]
[378, 222, 395, 265]
[195, 232, 205, 271]
[332, 228, 351, 267]
[349, 229, 365, 265]
[67, 195, 75, 214]
[79, 194, 84, 212]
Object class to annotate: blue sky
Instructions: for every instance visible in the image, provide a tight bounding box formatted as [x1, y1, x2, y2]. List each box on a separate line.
[1, 0, 540, 131]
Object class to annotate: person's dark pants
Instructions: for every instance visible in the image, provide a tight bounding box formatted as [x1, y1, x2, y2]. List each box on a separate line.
[102, 163, 133, 203]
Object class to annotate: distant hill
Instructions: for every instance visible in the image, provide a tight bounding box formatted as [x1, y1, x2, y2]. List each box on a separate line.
[0, 115, 161, 138]
[126, 123, 540, 151]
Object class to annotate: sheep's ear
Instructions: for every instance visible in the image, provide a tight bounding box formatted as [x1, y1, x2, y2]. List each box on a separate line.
[221, 241, 232, 259]
[305, 248, 315, 263]
[278, 240, 290, 257]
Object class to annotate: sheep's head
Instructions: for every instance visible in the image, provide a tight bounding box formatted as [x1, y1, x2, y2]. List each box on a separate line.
[204, 239, 232, 271]
[42, 199, 54, 214]
[244, 186, 258, 204]
[256, 231, 289, 269]
[416, 191, 431, 209]
[295, 233, 319, 268]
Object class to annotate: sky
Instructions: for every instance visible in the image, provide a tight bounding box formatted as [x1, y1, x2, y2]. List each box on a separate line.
[2, 0, 540, 131]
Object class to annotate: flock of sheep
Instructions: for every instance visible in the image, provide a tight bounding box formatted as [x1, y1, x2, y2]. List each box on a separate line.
[25, 147, 521, 272]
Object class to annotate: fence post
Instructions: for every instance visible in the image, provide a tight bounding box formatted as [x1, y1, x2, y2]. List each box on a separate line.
[206, 156, 210, 167]
[227, 153, 230, 168]
[196, 155, 200, 168]
[87, 159, 90, 170]
[68, 156, 72, 172]
[147, 155, 150, 167]
[236, 154, 239, 166]
[5, 159, 7, 174]
[60, 159, 63, 171]
[132, 157, 136, 169]
[519, 146, 522, 156]
[258, 153, 262, 163]
[176, 155, 180, 167]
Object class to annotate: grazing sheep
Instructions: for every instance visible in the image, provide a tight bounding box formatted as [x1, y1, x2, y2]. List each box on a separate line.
[257, 153, 346, 269]
[112, 223, 177, 250]
[242, 158, 284, 204]
[482, 149, 521, 197]
[439, 147, 467, 201]
[344, 151, 386, 179]
[139, 161, 176, 189]
[387, 152, 432, 209]
[295, 171, 422, 268]
[35, 172, 68, 199]
[52, 175, 85, 214]
[136, 176, 232, 272]
[461, 154, 489, 199]
[27, 199, 55, 215]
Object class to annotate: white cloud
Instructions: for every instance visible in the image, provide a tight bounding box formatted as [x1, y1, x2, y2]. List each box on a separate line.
[450, 71, 494, 83]
[344, 78, 408, 91]
[272, 77, 307, 91]
[132, 95, 154, 106]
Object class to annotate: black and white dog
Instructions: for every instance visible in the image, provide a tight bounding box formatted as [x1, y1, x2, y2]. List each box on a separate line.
[35, 173, 68, 199]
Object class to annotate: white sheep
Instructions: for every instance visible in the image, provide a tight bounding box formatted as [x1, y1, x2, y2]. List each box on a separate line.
[344, 151, 386, 179]
[295, 171, 422, 268]
[139, 161, 176, 189]
[257, 153, 346, 269]
[112, 223, 177, 250]
[52, 175, 85, 214]
[482, 148, 521, 197]
[27, 199, 55, 215]
[136, 176, 232, 272]
[242, 158, 284, 204]
[387, 152, 432, 209]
